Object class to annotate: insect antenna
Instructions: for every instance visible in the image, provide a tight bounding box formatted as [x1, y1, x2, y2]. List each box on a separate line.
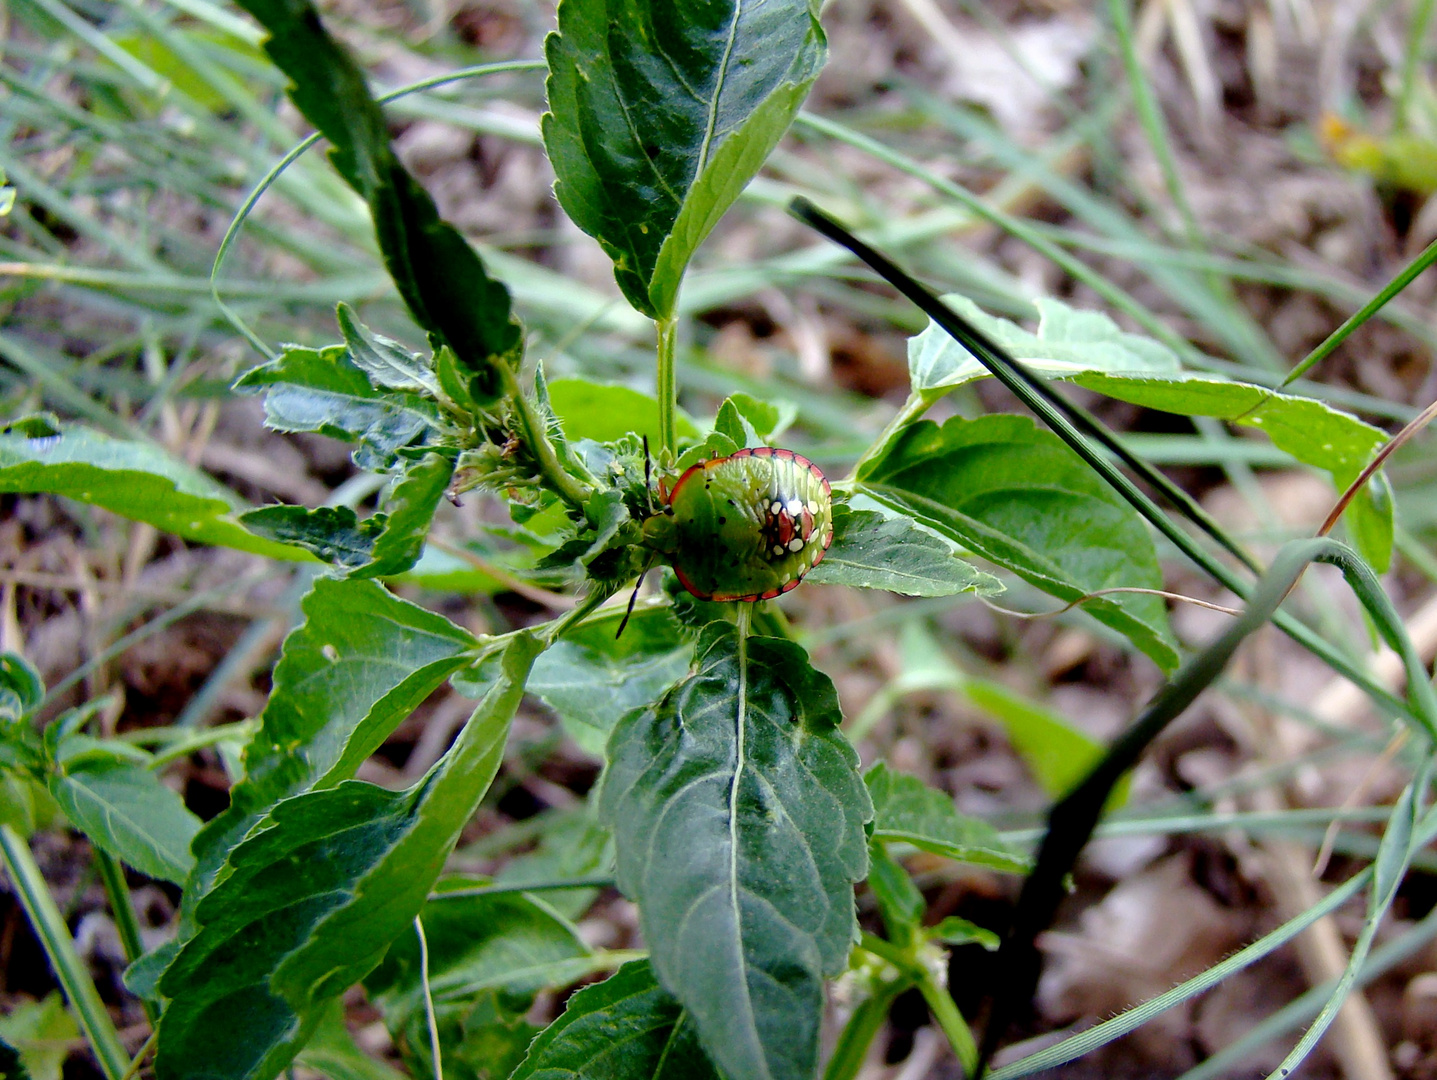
[615, 563, 652, 639]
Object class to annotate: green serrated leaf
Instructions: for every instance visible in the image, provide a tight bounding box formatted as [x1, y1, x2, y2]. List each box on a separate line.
[0, 417, 301, 559]
[865, 763, 1027, 874]
[233, 346, 439, 464]
[806, 506, 1003, 597]
[600, 623, 871, 1080]
[546, 378, 700, 446]
[527, 607, 692, 757]
[175, 578, 480, 971]
[365, 890, 590, 1077]
[355, 453, 455, 579]
[235, 0, 522, 376]
[907, 294, 1394, 569]
[48, 760, 201, 883]
[859, 413, 1179, 671]
[543, 0, 827, 318]
[512, 960, 721, 1080]
[0, 993, 75, 1080]
[336, 303, 440, 397]
[155, 632, 541, 1080]
[240, 505, 386, 569]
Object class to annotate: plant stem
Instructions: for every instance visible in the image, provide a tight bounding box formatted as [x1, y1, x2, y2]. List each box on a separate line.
[0, 824, 129, 1080]
[823, 974, 911, 1080]
[94, 850, 157, 1024]
[655, 316, 678, 459]
[859, 932, 977, 1075]
[415, 915, 444, 1080]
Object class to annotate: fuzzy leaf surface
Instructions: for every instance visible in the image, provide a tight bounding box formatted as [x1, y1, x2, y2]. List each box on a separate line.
[0, 418, 298, 558]
[600, 623, 871, 1080]
[154, 633, 541, 1080]
[49, 761, 201, 883]
[859, 414, 1179, 671]
[543, 0, 826, 317]
[806, 506, 1003, 597]
[866, 763, 1027, 874]
[512, 960, 721, 1080]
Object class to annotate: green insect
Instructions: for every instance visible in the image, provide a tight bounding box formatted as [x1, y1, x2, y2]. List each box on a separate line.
[642, 446, 834, 602]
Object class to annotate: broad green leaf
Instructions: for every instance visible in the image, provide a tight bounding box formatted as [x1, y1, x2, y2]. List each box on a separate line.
[233, 346, 439, 466]
[336, 303, 440, 397]
[294, 1000, 408, 1080]
[527, 607, 692, 757]
[48, 760, 201, 883]
[908, 294, 1393, 569]
[512, 960, 721, 1080]
[858, 414, 1179, 671]
[600, 624, 871, 1080]
[365, 890, 591, 1077]
[155, 633, 541, 1080]
[546, 378, 700, 446]
[806, 506, 1003, 597]
[0, 993, 75, 1080]
[543, 0, 827, 318]
[0, 417, 300, 559]
[178, 578, 479, 952]
[235, 0, 522, 385]
[865, 764, 1027, 875]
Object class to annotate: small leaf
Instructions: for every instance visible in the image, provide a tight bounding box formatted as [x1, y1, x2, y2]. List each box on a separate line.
[806, 506, 1003, 597]
[866, 841, 924, 947]
[233, 345, 439, 466]
[336, 303, 440, 397]
[928, 916, 999, 951]
[543, 0, 827, 318]
[527, 607, 692, 757]
[724, 392, 789, 440]
[858, 414, 1179, 671]
[235, 0, 522, 379]
[866, 763, 1027, 874]
[714, 397, 763, 448]
[0, 993, 75, 1080]
[365, 890, 591, 1077]
[239, 505, 385, 569]
[0, 653, 43, 721]
[512, 960, 721, 1080]
[546, 379, 701, 446]
[600, 624, 871, 1080]
[155, 633, 541, 1080]
[354, 453, 455, 579]
[48, 760, 201, 883]
[0, 417, 300, 558]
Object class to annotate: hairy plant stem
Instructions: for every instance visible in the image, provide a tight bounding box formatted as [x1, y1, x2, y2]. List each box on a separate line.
[0, 824, 129, 1079]
[656, 316, 679, 460]
[498, 365, 590, 509]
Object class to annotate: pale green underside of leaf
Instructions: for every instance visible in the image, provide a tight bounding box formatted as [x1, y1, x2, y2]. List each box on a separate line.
[806, 506, 1004, 597]
[859, 414, 1179, 671]
[543, 0, 825, 318]
[512, 960, 721, 1080]
[865, 763, 1027, 874]
[154, 633, 540, 1080]
[0, 419, 302, 559]
[600, 624, 871, 1080]
[546, 378, 701, 446]
[908, 294, 1393, 567]
[49, 762, 202, 883]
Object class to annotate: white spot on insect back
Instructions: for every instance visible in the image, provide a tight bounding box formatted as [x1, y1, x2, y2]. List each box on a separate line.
[786, 498, 803, 516]
[787, 537, 804, 552]
[806, 499, 819, 515]
[770, 501, 783, 514]
[772, 544, 785, 556]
